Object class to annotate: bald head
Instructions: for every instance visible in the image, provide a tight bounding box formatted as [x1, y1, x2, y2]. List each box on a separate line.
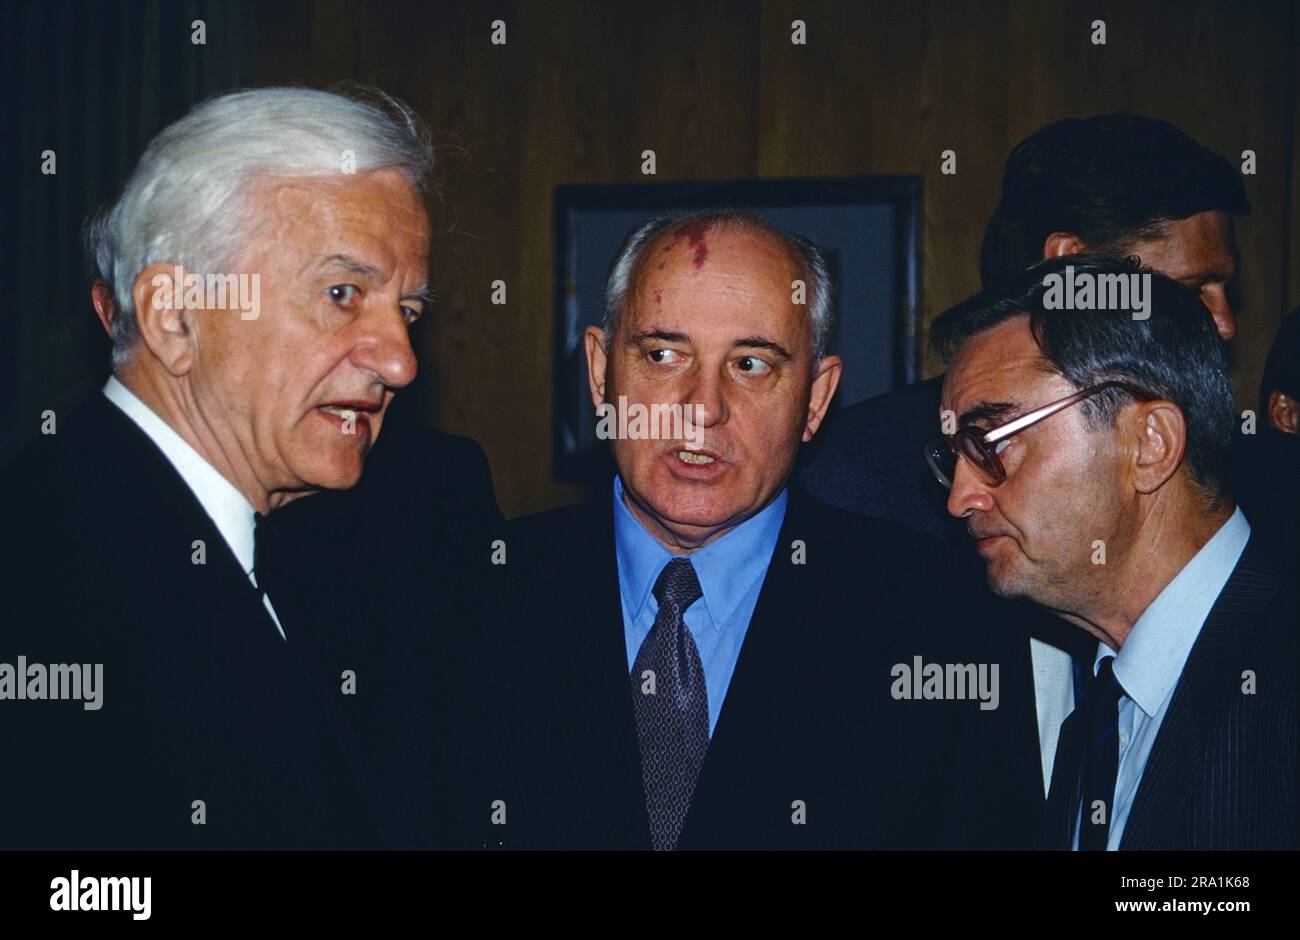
[603, 210, 833, 363]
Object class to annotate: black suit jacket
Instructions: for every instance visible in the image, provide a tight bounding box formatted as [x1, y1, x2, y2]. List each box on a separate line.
[795, 376, 957, 539]
[1041, 537, 1299, 850]
[458, 484, 1037, 850]
[0, 394, 499, 849]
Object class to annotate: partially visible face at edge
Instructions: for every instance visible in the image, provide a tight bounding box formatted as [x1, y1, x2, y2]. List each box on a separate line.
[1119, 210, 1239, 341]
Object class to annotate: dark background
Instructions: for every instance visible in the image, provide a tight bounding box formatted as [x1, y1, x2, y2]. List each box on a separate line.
[6, 0, 1298, 518]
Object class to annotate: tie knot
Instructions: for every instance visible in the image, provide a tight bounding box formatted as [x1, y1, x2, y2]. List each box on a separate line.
[652, 557, 702, 613]
[1091, 656, 1125, 706]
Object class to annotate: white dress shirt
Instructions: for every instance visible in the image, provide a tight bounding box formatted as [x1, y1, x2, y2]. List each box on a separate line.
[103, 376, 286, 640]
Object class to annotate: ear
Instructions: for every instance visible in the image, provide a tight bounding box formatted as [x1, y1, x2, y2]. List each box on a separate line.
[1127, 399, 1187, 495]
[1042, 232, 1088, 259]
[130, 263, 197, 377]
[91, 280, 115, 337]
[1268, 389, 1299, 435]
[802, 355, 843, 442]
[583, 325, 610, 410]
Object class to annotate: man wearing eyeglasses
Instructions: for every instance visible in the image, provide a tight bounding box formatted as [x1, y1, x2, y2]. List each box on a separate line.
[927, 255, 1298, 849]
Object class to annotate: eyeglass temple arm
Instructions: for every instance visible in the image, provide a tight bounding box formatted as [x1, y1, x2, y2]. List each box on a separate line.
[981, 381, 1150, 444]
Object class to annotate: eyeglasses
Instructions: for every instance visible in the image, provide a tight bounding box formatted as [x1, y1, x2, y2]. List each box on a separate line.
[923, 380, 1156, 489]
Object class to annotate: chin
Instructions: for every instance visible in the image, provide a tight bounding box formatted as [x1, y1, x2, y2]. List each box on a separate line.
[661, 496, 754, 536]
[985, 563, 1038, 602]
[296, 451, 368, 492]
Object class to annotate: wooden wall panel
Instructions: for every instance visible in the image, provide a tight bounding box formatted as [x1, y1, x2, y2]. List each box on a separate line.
[250, 0, 1298, 517]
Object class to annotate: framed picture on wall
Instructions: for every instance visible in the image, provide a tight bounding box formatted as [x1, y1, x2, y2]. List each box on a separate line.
[553, 175, 922, 484]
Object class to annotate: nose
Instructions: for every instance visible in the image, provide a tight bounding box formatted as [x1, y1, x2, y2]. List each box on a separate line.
[1200, 285, 1236, 341]
[947, 456, 995, 519]
[683, 364, 728, 430]
[351, 306, 418, 390]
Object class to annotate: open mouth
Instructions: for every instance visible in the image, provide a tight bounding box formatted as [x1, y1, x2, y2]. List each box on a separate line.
[676, 449, 715, 465]
[315, 401, 379, 437]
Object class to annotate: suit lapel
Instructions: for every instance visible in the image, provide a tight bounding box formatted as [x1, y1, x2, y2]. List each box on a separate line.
[87, 395, 286, 645]
[679, 494, 879, 848]
[1120, 541, 1282, 850]
[574, 497, 654, 849]
[678, 507, 801, 847]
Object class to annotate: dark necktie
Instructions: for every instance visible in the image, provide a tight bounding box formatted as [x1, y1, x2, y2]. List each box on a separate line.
[1044, 654, 1125, 850]
[253, 511, 283, 609]
[630, 557, 709, 851]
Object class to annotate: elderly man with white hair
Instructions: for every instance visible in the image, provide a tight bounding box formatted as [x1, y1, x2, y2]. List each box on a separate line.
[3, 87, 498, 849]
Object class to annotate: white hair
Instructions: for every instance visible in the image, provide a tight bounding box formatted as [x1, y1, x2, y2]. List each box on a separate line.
[602, 209, 835, 362]
[91, 86, 433, 367]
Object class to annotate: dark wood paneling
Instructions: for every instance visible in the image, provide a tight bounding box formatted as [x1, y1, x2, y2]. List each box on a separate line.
[247, 0, 1298, 517]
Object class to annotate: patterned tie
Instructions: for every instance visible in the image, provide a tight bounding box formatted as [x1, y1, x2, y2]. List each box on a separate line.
[631, 557, 709, 851]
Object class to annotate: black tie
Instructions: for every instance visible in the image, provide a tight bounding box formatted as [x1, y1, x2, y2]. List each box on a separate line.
[631, 557, 709, 851]
[1044, 655, 1125, 850]
[252, 511, 283, 609]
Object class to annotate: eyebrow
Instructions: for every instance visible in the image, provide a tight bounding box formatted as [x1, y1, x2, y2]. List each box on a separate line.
[627, 330, 792, 360]
[310, 253, 384, 280]
[957, 400, 1020, 427]
[629, 329, 690, 346]
[308, 253, 431, 303]
[733, 336, 792, 360]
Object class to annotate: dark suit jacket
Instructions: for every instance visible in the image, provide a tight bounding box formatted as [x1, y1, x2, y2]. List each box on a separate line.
[1231, 428, 1300, 562]
[0, 393, 499, 849]
[1041, 537, 1299, 850]
[457, 484, 1040, 850]
[795, 376, 957, 540]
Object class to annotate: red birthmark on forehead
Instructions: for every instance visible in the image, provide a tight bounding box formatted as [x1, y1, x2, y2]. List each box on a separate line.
[680, 220, 710, 268]
[654, 289, 662, 304]
[658, 221, 711, 269]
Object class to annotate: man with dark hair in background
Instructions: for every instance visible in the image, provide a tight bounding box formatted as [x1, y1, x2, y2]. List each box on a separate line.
[798, 114, 1251, 539]
[931, 256, 1296, 849]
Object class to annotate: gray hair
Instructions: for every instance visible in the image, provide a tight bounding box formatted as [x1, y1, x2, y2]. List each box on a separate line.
[602, 209, 835, 362]
[90, 86, 433, 367]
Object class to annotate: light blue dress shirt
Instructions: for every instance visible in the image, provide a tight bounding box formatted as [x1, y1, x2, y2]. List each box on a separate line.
[1072, 507, 1251, 849]
[613, 475, 788, 736]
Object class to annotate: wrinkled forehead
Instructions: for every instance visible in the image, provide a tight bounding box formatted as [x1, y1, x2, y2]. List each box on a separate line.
[241, 169, 430, 259]
[626, 221, 808, 338]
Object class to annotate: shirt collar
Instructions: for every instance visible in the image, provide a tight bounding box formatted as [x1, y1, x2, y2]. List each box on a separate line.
[1096, 507, 1251, 717]
[103, 376, 258, 575]
[612, 475, 788, 630]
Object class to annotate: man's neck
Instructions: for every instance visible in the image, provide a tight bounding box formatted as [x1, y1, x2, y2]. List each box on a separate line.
[1054, 495, 1235, 651]
[113, 366, 302, 515]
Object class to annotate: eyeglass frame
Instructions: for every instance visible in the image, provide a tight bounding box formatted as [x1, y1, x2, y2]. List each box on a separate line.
[923, 380, 1159, 489]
